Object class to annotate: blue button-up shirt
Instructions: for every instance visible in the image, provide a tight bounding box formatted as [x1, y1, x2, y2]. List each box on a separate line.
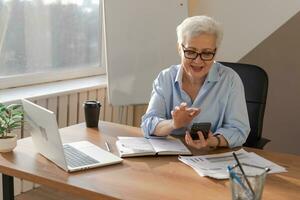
[141, 62, 250, 148]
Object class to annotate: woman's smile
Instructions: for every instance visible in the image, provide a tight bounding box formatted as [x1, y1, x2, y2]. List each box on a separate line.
[190, 64, 205, 73]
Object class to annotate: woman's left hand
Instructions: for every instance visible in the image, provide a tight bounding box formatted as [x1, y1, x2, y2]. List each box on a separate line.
[185, 130, 214, 149]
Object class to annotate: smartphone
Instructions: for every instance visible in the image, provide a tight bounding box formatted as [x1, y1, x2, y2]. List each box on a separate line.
[190, 122, 211, 140]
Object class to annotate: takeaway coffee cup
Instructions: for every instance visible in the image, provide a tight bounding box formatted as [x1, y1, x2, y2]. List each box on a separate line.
[83, 100, 101, 128]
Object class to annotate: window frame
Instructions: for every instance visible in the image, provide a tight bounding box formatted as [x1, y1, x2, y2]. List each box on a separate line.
[0, 66, 105, 89]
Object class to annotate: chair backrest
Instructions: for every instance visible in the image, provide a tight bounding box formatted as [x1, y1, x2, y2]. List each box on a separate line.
[218, 62, 268, 147]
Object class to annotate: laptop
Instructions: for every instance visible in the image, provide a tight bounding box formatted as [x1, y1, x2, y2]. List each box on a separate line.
[21, 99, 122, 172]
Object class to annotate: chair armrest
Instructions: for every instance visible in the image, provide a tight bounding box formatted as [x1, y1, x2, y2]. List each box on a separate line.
[255, 137, 271, 149]
[244, 137, 271, 149]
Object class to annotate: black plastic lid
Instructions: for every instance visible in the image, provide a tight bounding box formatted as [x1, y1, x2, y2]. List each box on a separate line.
[83, 100, 101, 108]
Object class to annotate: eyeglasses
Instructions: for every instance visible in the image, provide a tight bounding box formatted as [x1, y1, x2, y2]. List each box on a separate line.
[181, 44, 216, 61]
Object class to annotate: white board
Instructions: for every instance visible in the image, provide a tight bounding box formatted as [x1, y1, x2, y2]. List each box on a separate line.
[104, 0, 188, 106]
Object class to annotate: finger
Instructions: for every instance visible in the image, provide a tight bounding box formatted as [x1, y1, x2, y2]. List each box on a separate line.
[185, 131, 191, 142]
[186, 131, 195, 146]
[198, 131, 206, 141]
[186, 109, 197, 116]
[185, 132, 190, 144]
[189, 110, 200, 118]
[186, 107, 200, 112]
[187, 108, 200, 117]
[172, 108, 180, 117]
[198, 131, 208, 147]
[207, 131, 214, 138]
[188, 140, 201, 149]
[186, 131, 202, 149]
[188, 110, 196, 117]
[171, 109, 178, 117]
[186, 131, 192, 140]
[193, 108, 201, 116]
[180, 102, 187, 107]
[179, 102, 187, 110]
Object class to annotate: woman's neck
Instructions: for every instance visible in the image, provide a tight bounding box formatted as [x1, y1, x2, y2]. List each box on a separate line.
[182, 73, 206, 86]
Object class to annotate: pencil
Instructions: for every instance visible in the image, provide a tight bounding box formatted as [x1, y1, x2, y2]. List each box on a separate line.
[105, 141, 111, 152]
[232, 152, 255, 197]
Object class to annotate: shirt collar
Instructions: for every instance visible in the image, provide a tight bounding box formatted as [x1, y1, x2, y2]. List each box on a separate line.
[205, 61, 220, 83]
[175, 65, 183, 85]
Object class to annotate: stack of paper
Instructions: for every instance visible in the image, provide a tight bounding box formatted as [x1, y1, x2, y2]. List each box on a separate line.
[178, 149, 287, 179]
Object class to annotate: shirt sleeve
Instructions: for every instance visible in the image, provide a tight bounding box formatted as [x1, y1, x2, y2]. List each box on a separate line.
[141, 73, 169, 137]
[215, 73, 250, 148]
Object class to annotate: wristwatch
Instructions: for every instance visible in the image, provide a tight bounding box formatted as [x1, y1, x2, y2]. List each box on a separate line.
[214, 134, 221, 147]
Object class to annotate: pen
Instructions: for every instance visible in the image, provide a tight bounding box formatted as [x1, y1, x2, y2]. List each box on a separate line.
[239, 163, 271, 173]
[105, 141, 111, 152]
[232, 152, 255, 197]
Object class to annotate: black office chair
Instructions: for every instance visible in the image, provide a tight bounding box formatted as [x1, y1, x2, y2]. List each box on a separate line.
[218, 61, 270, 149]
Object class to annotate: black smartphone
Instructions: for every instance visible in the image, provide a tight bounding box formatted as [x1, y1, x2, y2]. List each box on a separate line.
[190, 122, 211, 140]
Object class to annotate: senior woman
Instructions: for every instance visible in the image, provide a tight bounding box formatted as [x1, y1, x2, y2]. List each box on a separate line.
[141, 16, 250, 149]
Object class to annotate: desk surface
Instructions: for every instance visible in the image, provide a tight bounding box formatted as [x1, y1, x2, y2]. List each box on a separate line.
[1, 121, 300, 200]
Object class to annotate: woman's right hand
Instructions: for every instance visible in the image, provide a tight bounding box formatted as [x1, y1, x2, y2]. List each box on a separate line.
[171, 102, 200, 129]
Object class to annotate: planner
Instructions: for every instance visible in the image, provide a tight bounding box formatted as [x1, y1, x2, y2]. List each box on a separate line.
[116, 136, 192, 158]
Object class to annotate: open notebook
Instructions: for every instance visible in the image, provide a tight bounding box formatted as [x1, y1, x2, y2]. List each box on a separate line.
[116, 136, 192, 158]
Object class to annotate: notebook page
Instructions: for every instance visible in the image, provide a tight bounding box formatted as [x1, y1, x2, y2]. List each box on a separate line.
[116, 137, 155, 156]
[148, 137, 191, 155]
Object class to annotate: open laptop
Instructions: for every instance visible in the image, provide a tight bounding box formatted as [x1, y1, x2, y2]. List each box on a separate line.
[22, 99, 122, 172]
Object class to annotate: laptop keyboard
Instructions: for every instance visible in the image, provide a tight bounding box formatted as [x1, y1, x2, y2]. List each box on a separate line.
[63, 144, 100, 168]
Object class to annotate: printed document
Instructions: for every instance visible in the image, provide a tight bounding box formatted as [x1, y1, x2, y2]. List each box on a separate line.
[179, 149, 287, 179]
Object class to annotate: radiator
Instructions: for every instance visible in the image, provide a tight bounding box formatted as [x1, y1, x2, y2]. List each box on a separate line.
[0, 87, 147, 199]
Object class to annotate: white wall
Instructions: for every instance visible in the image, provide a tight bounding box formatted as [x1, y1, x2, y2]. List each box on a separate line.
[193, 0, 300, 61]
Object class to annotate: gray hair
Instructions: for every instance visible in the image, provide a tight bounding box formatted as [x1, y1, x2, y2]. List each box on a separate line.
[176, 16, 223, 47]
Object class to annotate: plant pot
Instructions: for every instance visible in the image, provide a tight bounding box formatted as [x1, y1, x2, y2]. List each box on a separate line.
[0, 135, 17, 153]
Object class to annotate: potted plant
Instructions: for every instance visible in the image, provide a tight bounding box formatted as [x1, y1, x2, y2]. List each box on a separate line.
[0, 103, 23, 152]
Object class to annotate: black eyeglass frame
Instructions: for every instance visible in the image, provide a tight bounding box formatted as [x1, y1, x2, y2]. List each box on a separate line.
[181, 44, 217, 61]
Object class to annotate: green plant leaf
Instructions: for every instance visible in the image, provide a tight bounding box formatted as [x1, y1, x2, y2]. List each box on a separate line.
[11, 110, 23, 115]
[11, 115, 23, 120]
[0, 107, 8, 114]
[0, 126, 6, 134]
[9, 120, 18, 125]
[7, 104, 22, 110]
[0, 107, 6, 113]
[0, 103, 24, 138]
[0, 124, 8, 137]
[11, 122, 21, 127]
[0, 103, 6, 110]
[0, 115, 9, 124]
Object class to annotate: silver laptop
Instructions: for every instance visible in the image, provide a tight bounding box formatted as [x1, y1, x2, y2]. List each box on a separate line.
[22, 99, 122, 172]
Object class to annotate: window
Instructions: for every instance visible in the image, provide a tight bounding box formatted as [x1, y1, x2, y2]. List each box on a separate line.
[0, 0, 104, 89]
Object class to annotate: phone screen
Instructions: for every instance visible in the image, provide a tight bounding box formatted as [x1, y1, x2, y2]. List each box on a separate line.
[190, 122, 211, 140]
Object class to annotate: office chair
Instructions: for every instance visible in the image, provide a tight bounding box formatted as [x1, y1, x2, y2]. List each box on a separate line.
[218, 62, 270, 149]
